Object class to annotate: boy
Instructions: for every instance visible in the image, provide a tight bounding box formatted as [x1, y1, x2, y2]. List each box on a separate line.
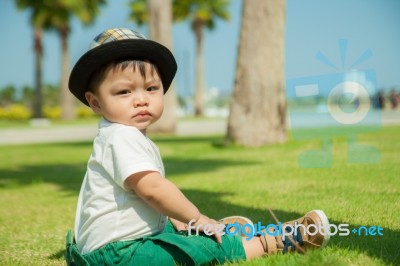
[66, 28, 330, 265]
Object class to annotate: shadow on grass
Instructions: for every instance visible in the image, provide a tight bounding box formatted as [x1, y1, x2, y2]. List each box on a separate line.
[164, 157, 255, 177]
[1, 139, 397, 265]
[0, 163, 85, 195]
[326, 218, 400, 265]
[0, 137, 258, 193]
[0, 160, 256, 195]
[182, 189, 399, 265]
[48, 249, 65, 260]
[47, 188, 399, 265]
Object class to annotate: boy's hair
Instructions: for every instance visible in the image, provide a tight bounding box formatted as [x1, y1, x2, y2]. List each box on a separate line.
[68, 28, 177, 106]
[88, 59, 157, 93]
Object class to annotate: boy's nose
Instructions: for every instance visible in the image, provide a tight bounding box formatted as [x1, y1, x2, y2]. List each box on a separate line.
[133, 91, 149, 107]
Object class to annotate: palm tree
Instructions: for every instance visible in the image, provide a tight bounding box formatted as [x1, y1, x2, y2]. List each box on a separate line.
[173, 0, 230, 116]
[130, 0, 177, 133]
[226, 0, 287, 147]
[16, 0, 106, 120]
[0, 85, 17, 106]
[52, 1, 106, 120]
[15, 1, 44, 118]
[148, 0, 178, 133]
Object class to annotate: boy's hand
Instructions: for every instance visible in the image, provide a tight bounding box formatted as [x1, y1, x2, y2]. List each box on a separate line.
[192, 214, 224, 244]
[170, 217, 188, 231]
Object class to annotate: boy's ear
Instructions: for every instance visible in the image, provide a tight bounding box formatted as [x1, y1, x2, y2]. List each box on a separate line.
[85, 91, 101, 114]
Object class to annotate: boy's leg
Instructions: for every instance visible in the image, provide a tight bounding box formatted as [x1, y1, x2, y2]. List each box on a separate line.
[242, 237, 266, 259]
[243, 210, 331, 259]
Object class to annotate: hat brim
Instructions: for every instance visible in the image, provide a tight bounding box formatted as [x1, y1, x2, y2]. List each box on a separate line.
[69, 39, 177, 106]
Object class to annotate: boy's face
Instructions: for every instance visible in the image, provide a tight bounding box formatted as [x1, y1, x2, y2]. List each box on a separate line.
[85, 62, 164, 133]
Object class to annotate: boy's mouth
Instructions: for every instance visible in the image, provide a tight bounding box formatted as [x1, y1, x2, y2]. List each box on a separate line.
[134, 110, 151, 118]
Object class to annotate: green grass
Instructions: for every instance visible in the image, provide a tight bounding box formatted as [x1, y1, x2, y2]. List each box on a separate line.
[0, 126, 399, 265]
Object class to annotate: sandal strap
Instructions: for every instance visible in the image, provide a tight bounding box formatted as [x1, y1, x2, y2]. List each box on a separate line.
[259, 232, 278, 255]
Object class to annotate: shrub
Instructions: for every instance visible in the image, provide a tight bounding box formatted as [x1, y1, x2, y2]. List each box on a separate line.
[76, 106, 94, 118]
[0, 104, 31, 120]
[43, 106, 61, 120]
[0, 104, 96, 121]
[0, 107, 7, 119]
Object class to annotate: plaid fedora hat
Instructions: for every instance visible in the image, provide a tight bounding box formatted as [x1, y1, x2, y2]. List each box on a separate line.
[69, 28, 177, 106]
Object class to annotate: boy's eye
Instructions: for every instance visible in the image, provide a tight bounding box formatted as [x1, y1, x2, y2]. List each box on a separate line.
[117, 89, 130, 95]
[147, 86, 159, 92]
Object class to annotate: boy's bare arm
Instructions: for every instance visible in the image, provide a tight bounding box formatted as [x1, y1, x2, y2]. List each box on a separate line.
[125, 171, 201, 224]
[125, 171, 223, 243]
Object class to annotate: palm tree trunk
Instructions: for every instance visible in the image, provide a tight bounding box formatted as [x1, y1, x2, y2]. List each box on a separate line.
[33, 27, 43, 118]
[226, 0, 287, 147]
[59, 26, 75, 120]
[193, 19, 205, 117]
[147, 0, 177, 133]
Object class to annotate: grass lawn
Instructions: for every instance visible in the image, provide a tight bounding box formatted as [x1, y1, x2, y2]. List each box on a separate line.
[0, 125, 399, 265]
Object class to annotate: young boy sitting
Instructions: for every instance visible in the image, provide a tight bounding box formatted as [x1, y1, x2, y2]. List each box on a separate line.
[66, 28, 330, 265]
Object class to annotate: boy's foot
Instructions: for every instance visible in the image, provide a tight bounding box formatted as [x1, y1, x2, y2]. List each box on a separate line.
[219, 216, 254, 236]
[260, 210, 330, 255]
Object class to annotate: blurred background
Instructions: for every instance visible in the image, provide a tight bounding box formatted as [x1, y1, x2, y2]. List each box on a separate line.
[1, 2, 399, 264]
[0, 0, 399, 141]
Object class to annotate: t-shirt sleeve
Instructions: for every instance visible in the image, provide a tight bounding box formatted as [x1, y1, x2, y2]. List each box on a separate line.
[105, 126, 160, 189]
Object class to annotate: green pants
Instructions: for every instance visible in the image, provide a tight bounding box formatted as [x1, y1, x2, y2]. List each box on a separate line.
[66, 221, 246, 266]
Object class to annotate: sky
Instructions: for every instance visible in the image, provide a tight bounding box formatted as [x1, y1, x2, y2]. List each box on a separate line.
[0, 0, 399, 99]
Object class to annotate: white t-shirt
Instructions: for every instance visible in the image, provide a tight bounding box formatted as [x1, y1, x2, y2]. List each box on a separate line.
[74, 119, 167, 254]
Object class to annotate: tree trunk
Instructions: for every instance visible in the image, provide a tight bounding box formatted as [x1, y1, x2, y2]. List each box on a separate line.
[193, 19, 205, 116]
[59, 26, 75, 120]
[33, 27, 43, 118]
[147, 0, 177, 133]
[226, 0, 287, 147]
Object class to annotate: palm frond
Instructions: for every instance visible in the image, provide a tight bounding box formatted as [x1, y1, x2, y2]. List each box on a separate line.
[128, 0, 148, 25]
